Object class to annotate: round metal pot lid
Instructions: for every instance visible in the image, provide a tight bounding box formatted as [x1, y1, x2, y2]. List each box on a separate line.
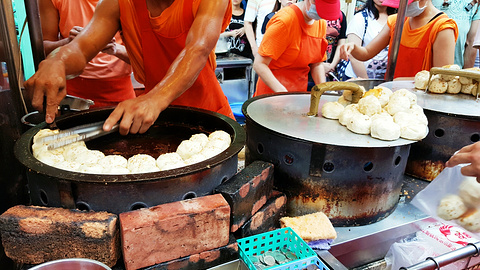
[379, 81, 480, 117]
[243, 93, 417, 148]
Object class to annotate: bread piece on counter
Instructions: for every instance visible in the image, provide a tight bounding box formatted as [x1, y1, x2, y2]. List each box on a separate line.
[280, 212, 337, 241]
[0, 205, 120, 267]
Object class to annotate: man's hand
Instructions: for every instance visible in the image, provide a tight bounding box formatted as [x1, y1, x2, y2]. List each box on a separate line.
[446, 142, 480, 182]
[103, 93, 167, 135]
[68, 26, 83, 41]
[24, 57, 67, 123]
[101, 38, 117, 55]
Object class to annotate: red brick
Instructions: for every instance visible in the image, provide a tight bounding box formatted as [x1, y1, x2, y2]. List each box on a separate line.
[235, 191, 287, 238]
[0, 205, 119, 267]
[119, 194, 230, 270]
[214, 161, 274, 232]
[143, 235, 238, 270]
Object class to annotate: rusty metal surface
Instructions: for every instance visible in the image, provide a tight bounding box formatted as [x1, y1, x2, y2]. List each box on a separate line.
[14, 106, 246, 214]
[244, 112, 410, 226]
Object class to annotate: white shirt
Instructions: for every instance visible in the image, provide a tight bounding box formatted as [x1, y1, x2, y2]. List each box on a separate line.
[345, 10, 389, 78]
[244, 0, 276, 47]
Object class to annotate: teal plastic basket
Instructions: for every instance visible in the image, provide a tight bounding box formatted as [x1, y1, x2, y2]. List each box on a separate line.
[237, 227, 329, 270]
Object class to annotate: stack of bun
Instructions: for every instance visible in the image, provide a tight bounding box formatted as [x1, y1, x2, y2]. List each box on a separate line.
[437, 177, 480, 232]
[414, 65, 480, 97]
[321, 86, 428, 141]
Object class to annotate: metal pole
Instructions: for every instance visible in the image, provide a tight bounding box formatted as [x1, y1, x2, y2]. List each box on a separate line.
[400, 242, 480, 270]
[385, 0, 408, 81]
[24, 0, 45, 71]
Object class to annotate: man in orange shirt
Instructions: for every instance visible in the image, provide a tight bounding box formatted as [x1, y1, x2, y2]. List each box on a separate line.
[25, 0, 234, 135]
[39, 0, 135, 108]
[339, 0, 458, 79]
[253, 0, 339, 95]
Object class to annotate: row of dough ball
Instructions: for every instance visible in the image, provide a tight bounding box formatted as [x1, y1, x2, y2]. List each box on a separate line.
[322, 86, 428, 141]
[414, 65, 480, 96]
[437, 177, 480, 233]
[31, 129, 231, 174]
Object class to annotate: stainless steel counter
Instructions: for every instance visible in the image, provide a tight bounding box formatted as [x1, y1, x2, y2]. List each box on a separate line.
[215, 53, 253, 104]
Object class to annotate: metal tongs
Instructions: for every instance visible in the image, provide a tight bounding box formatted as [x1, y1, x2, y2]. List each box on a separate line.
[36, 121, 119, 150]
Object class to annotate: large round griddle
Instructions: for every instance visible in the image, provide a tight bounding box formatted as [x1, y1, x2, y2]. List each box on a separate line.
[379, 80, 480, 117]
[244, 92, 417, 148]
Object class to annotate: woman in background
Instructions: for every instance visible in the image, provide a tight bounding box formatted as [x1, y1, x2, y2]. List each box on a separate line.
[343, 0, 396, 79]
[261, 0, 297, 35]
[220, 0, 254, 60]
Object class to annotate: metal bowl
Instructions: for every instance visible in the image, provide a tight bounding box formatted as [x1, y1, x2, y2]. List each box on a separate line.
[29, 258, 111, 270]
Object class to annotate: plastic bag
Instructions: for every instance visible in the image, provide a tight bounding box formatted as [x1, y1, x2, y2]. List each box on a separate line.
[411, 164, 480, 235]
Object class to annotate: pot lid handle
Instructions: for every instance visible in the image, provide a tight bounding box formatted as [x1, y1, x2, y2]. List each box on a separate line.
[307, 82, 363, 117]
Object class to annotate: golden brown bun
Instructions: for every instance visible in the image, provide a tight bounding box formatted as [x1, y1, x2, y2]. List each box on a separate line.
[280, 212, 337, 241]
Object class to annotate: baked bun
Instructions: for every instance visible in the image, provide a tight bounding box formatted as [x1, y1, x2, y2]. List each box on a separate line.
[400, 123, 427, 140]
[446, 77, 462, 94]
[392, 89, 417, 106]
[457, 209, 480, 233]
[370, 117, 401, 141]
[429, 75, 448, 94]
[458, 177, 480, 208]
[459, 77, 473, 85]
[358, 95, 382, 116]
[156, 152, 186, 171]
[339, 104, 360, 126]
[414, 70, 430, 90]
[437, 194, 468, 220]
[127, 154, 159, 173]
[461, 82, 477, 95]
[321, 101, 345, 120]
[346, 113, 371, 135]
[385, 95, 411, 115]
[364, 86, 393, 107]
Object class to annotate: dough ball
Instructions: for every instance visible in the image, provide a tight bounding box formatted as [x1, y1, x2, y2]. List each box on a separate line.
[184, 153, 207, 165]
[128, 154, 159, 173]
[457, 209, 480, 233]
[156, 152, 186, 171]
[391, 89, 417, 106]
[321, 101, 345, 120]
[407, 106, 428, 125]
[440, 64, 461, 81]
[36, 151, 65, 166]
[437, 194, 468, 220]
[63, 144, 90, 162]
[189, 133, 209, 148]
[337, 95, 351, 106]
[400, 123, 427, 140]
[364, 86, 393, 107]
[461, 82, 477, 95]
[414, 70, 430, 90]
[33, 129, 60, 144]
[98, 155, 128, 169]
[339, 104, 360, 126]
[370, 117, 401, 141]
[370, 111, 393, 122]
[385, 95, 411, 115]
[209, 130, 231, 144]
[394, 111, 426, 128]
[201, 145, 224, 159]
[72, 150, 105, 165]
[358, 95, 382, 116]
[446, 77, 462, 94]
[176, 139, 203, 160]
[458, 177, 480, 208]
[54, 161, 81, 172]
[204, 138, 230, 152]
[78, 163, 105, 174]
[346, 113, 371, 135]
[103, 166, 131, 175]
[429, 75, 448, 94]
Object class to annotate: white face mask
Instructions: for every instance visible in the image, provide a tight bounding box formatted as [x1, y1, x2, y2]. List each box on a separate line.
[405, 1, 426, 17]
[306, 2, 322, 20]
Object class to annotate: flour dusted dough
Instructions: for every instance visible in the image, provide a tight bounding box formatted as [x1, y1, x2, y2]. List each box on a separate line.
[400, 123, 427, 140]
[339, 104, 360, 126]
[156, 152, 186, 171]
[370, 117, 400, 141]
[392, 89, 417, 106]
[127, 154, 159, 173]
[73, 150, 105, 165]
[35, 151, 65, 166]
[358, 95, 382, 116]
[414, 70, 430, 90]
[385, 95, 411, 115]
[321, 101, 345, 120]
[55, 160, 81, 172]
[189, 133, 209, 149]
[78, 163, 105, 174]
[347, 113, 371, 135]
[437, 194, 468, 220]
[458, 177, 480, 208]
[98, 155, 128, 169]
[176, 140, 203, 160]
